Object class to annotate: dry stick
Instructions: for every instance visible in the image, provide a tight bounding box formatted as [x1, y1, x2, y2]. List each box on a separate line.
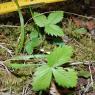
[0, 11, 95, 28]
[50, 81, 61, 95]
[25, 10, 95, 27]
[71, 61, 94, 95]
[82, 64, 94, 94]
[88, 64, 94, 87]
[64, 11, 95, 20]
[70, 61, 95, 66]
[70, 61, 94, 94]
[22, 85, 29, 95]
[0, 25, 19, 28]
[0, 61, 11, 75]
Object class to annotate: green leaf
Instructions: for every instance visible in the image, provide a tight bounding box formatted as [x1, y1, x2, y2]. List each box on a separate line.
[74, 28, 87, 34]
[33, 12, 47, 27]
[78, 70, 91, 78]
[25, 40, 33, 54]
[32, 38, 42, 48]
[53, 67, 78, 88]
[25, 26, 42, 54]
[30, 30, 39, 40]
[25, 36, 42, 54]
[15, 0, 25, 54]
[45, 24, 64, 36]
[8, 63, 35, 69]
[46, 11, 64, 25]
[32, 65, 52, 91]
[47, 46, 73, 67]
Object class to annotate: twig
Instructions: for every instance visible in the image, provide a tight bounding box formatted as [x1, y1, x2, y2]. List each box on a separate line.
[25, 10, 95, 27]
[64, 11, 95, 20]
[80, 79, 92, 95]
[0, 25, 19, 28]
[81, 63, 94, 94]
[0, 61, 11, 75]
[83, 78, 93, 94]
[70, 61, 95, 66]
[22, 84, 32, 95]
[88, 64, 94, 87]
[1, 11, 95, 28]
[78, 62, 94, 95]
[50, 81, 60, 95]
[22, 85, 29, 95]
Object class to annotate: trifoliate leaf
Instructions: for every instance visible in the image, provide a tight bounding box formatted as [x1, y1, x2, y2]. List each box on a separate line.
[47, 46, 73, 67]
[32, 65, 52, 91]
[33, 12, 47, 27]
[45, 24, 64, 36]
[53, 67, 78, 88]
[46, 11, 64, 25]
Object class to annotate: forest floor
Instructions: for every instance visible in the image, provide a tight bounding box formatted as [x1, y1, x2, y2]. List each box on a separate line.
[0, 1, 95, 95]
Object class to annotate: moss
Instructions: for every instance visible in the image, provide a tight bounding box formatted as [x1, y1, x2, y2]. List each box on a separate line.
[63, 19, 95, 61]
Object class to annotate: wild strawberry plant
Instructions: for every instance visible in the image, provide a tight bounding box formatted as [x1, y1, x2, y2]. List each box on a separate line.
[32, 45, 78, 91]
[33, 11, 64, 36]
[24, 11, 64, 54]
[10, 7, 78, 92]
[9, 45, 78, 91]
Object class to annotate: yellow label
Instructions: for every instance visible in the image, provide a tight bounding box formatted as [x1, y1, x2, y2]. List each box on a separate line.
[0, 0, 64, 15]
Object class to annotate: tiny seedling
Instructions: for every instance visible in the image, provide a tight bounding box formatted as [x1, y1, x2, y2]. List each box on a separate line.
[25, 27, 42, 54]
[32, 45, 78, 91]
[33, 11, 64, 36]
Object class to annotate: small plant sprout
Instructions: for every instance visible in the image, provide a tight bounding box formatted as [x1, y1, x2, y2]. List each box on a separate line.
[33, 11, 64, 36]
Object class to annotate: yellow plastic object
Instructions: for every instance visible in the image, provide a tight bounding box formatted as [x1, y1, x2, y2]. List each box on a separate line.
[0, 0, 64, 14]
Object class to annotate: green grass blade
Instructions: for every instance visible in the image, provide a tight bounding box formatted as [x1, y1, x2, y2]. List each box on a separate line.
[14, 0, 25, 54]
